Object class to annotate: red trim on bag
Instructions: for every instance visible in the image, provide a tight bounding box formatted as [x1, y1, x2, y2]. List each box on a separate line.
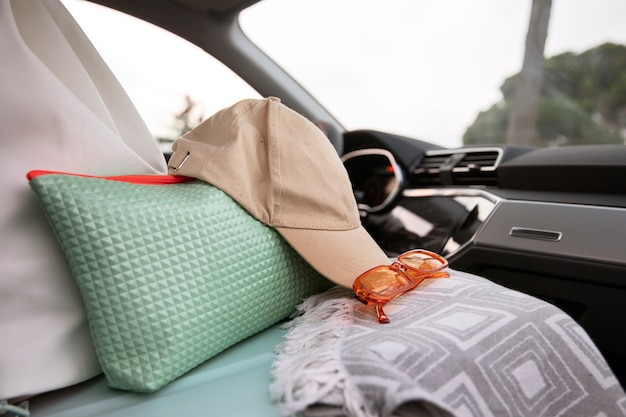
[26, 170, 194, 185]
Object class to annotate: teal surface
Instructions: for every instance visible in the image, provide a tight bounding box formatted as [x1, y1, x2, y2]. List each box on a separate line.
[30, 324, 286, 417]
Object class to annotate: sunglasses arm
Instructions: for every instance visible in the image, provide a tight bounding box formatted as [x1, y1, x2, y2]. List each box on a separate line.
[375, 303, 390, 324]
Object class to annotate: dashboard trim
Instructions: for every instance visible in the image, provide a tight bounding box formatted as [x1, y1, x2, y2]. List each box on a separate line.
[403, 187, 503, 204]
[475, 200, 626, 267]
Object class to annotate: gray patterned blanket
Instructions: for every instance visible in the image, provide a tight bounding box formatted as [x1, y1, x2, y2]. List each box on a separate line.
[271, 270, 626, 417]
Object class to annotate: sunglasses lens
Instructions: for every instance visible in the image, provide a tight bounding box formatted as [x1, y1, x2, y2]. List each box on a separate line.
[400, 251, 446, 271]
[358, 267, 411, 298]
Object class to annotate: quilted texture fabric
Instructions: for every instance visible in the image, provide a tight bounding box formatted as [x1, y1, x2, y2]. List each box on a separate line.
[29, 174, 331, 392]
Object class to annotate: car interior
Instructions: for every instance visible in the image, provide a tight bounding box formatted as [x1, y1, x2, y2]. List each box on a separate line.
[3, 0, 626, 416]
[92, 0, 626, 383]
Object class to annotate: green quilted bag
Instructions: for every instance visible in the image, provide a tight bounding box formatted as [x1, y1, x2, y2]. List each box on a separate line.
[28, 171, 331, 392]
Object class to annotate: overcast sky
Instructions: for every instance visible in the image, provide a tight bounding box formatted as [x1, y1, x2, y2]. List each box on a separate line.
[64, 0, 626, 148]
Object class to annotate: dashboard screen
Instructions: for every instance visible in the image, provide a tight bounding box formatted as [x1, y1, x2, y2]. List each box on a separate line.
[342, 150, 401, 212]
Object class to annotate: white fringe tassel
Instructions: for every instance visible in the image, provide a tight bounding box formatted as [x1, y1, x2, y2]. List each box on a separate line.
[270, 286, 372, 417]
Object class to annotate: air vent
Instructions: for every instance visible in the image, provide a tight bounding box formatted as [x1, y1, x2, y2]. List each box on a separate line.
[413, 148, 502, 186]
[413, 154, 449, 186]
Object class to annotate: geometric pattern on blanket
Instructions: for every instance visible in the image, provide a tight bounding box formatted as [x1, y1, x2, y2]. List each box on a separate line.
[271, 270, 626, 417]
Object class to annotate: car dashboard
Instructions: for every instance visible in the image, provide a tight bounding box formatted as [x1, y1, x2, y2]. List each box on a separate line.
[342, 129, 626, 383]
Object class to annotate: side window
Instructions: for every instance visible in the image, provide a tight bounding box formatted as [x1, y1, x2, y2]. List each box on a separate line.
[62, 0, 261, 151]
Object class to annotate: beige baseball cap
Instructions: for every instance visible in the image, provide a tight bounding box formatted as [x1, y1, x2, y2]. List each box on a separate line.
[167, 97, 389, 287]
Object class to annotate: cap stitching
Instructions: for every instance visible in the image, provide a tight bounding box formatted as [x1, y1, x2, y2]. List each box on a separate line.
[267, 98, 282, 224]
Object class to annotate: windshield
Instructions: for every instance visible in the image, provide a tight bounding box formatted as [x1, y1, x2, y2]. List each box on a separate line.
[240, 0, 626, 149]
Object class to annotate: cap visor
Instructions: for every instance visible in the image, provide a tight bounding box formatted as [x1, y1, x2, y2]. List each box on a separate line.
[276, 225, 391, 287]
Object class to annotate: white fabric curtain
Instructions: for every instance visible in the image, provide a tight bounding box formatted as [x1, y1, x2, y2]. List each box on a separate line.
[0, 0, 166, 399]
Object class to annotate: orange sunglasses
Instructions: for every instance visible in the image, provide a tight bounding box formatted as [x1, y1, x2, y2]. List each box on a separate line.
[353, 249, 450, 323]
